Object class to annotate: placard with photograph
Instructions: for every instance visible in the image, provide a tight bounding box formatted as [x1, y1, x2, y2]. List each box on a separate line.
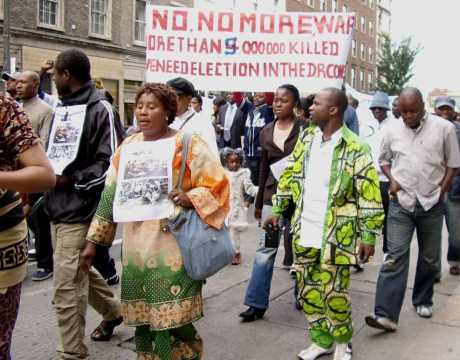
[46, 105, 87, 175]
[114, 138, 176, 222]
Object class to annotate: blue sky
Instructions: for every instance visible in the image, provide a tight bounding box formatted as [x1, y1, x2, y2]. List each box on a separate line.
[391, 0, 460, 94]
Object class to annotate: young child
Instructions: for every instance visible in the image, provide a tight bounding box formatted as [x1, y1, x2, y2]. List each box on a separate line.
[221, 148, 258, 265]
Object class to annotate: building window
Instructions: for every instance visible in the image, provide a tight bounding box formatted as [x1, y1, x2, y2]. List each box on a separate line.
[369, 21, 374, 36]
[351, 67, 357, 88]
[361, 16, 366, 33]
[360, 43, 366, 60]
[369, 0, 375, 8]
[342, 4, 348, 12]
[360, 69, 366, 91]
[319, 0, 327, 11]
[307, 0, 315, 7]
[368, 71, 374, 90]
[332, 0, 338, 12]
[352, 40, 357, 57]
[90, 0, 112, 38]
[368, 46, 373, 63]
[134, 0, 146, 44]
[38, 0, 63, 29]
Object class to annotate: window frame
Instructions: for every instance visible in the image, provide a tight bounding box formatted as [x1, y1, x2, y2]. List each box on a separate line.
[307, 0, 315, 8]
[89, 0, 113, 40]
[360, 68, 366, 91]
[133, 0, 146, 46]
[361, 16, 366, 33]
[352, 39, 357, 58]
[360, 43, 366, 61]
[37, 0, 65, 31]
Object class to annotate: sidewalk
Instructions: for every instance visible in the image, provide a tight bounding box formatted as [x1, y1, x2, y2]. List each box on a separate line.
[12, 219, 460, 359]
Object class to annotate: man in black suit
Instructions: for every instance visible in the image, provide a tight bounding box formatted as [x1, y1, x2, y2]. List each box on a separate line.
[217, 92, 253, 149]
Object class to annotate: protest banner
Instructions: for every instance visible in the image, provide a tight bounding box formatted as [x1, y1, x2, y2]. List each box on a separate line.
[145, 6, 355, 92]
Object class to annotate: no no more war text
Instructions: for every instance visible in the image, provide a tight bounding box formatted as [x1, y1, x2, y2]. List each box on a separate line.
[148, 35, 341, 56]
[151, 9, 355, 35]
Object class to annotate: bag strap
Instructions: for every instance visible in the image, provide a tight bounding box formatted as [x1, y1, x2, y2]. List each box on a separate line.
[179, 112, 196, 130]
[177, 132, 193, 191]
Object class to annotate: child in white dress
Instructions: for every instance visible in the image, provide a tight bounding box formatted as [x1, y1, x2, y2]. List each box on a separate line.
[221, 148, 258, 265]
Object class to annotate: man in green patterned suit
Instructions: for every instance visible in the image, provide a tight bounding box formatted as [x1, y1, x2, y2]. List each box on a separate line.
[265, 88, 384, 360]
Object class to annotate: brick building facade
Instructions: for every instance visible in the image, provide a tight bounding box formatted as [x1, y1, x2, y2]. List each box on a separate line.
[286, 0, 379, 93]
[0, 0, 192, 125]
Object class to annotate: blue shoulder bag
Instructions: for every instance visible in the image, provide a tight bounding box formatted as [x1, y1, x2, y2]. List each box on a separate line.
[168, 133, 235, 280]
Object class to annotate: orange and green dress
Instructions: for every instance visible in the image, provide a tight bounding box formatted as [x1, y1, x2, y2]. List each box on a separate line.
[87, 132, 229, 360]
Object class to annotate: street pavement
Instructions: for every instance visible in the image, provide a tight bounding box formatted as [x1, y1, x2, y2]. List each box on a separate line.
[12, 212, 460, 360]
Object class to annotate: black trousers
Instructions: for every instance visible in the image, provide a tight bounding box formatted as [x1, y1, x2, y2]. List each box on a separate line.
[28, 195, 53, 271]
[94, 245, 117, 280]
[246, 157, 261, 186]
[380, 181, 390, 253]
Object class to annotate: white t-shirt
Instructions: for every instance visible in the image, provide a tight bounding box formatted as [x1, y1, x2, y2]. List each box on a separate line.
[300, 128, 342, 249]
[360, 115, 392, 182]
[171, 108, 219, 159]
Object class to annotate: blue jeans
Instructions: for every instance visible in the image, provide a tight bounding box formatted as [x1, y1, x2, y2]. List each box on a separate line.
[374, 200, 443, 322]
[244, 206, 279, 310]
[444, 198, 460, 266]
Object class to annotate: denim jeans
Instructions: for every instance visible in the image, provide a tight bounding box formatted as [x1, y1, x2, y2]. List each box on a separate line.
[374, 200, 443, 322]
[244, 206, 279, 310]
[444, 198, 460, 266]
[380, 181, 390, 253]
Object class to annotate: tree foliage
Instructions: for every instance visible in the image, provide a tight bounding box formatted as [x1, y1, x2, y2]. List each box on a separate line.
[376, 34, 421, 95]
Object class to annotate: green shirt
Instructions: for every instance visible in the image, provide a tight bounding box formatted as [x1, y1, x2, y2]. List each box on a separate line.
[272, 125, 384, 266]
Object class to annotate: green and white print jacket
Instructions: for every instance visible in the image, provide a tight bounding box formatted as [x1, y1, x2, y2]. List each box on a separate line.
[272, 125, 384, 266]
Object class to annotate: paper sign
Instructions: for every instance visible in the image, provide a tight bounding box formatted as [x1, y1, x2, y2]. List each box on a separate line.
[113, 139, 176, 223]
[47, 105, 86, 175]
[270, 156, 290, 181]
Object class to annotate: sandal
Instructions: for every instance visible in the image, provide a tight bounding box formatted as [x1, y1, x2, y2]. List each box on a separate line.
[90, 316, 123, 341]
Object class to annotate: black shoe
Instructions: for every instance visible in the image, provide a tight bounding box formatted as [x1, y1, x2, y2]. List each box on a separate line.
[106, 274, 120, 286]
[353, 264, 364, 272]
[239, 307, 266, 322]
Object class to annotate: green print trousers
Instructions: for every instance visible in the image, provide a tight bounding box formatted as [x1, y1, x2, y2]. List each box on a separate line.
[296, 247, 353, 349]
[135, 324, 202, 360]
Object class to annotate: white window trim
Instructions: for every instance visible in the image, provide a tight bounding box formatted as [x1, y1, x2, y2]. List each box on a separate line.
[133, 0, 146, 46]
[360, 43, 366, 61]
[352, 40, 357, 58]
[361, 16, 366, 33]
[37, 0, 65, 32]
[89, 0, 112, 40]
[307, 0, 315, 8]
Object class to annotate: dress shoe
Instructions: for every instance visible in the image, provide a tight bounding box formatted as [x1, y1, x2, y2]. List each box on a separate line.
[239, 306, 266, 322]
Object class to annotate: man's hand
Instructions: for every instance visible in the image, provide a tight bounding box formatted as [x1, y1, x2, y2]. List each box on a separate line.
[263, 215, 280, 231]
[358, 243, 375, 263]
[389, 179, 401, 198]
[79, 241, 97, 273]
[41, 60, 54, 72]
[23, 204, 32, 217]
[168, 190, 194, 208]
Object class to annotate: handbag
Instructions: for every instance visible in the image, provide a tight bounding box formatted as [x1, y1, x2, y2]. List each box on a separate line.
[168, 133, 235, 280]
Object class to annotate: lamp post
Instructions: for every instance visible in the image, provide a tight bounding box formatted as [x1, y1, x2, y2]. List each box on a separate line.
[2, 0, 10, 72]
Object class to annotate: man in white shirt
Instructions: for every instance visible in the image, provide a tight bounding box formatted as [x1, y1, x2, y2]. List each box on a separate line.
[167, 77, 219, 158]
[361, 91, 393, 253]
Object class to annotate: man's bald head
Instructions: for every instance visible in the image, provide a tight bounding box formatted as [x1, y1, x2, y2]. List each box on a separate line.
[310, 87, 347, 130]
[322, 87, 348, 116]
[398, 87, 425, 129]
[16, 71, 40, 100]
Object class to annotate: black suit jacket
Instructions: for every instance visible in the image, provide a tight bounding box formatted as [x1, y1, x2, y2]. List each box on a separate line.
[217, 103, 247, 148]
